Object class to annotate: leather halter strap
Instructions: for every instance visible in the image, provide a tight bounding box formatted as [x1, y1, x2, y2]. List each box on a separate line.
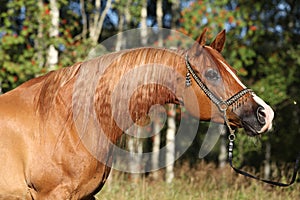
[185, 53, 299, 187]
[185, 54, 252, 112]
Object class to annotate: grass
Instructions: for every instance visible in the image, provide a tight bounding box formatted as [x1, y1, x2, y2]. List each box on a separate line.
[96, 162, 299, 200]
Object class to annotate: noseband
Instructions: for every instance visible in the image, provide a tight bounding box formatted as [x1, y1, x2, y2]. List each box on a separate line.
[185, 54, 299, 187]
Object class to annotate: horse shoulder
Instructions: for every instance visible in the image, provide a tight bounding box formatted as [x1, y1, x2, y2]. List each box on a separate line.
[0, 79, 44, 198]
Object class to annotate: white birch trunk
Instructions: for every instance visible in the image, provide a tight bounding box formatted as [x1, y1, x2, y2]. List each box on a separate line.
[89, 0, 112, 45]
[80, 0, 88, 39]
[35, 0, 45, 69]
[155, 0, 176, 183]
[218, 125, 227, 168]
[47, 0, 59, 71]
[115, 11, 125, 51]
[150, 0, 164, 180]
[140, 0, 148, 46]
[128, 128, 143, 182]
[264, 140, 271, 179]
[156, 0, 163, 47]
[151, 118, 161, 179]
[166, 104, 176, 183]
[114, 0, 143, 181]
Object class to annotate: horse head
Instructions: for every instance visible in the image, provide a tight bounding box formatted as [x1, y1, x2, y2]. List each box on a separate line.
[180, 28, 274, 136]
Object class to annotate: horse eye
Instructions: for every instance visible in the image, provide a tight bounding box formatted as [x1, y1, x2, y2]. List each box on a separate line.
[205, 69, 219, 81]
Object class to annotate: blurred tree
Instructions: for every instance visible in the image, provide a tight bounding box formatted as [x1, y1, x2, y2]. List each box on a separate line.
[47, 0, 60, 71]
[165, 104, 176, 183]
[0, 0, 113, 92]
[86, 0, 112, 45]
[0, 0, 49, 92]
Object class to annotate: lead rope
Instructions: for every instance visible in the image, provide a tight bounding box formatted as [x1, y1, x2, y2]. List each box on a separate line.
[223, 106, 300, 187]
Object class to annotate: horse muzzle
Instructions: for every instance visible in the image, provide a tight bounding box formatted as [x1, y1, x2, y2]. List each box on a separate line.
[254, 95, 274, 133]
[240, 95, 274, 136]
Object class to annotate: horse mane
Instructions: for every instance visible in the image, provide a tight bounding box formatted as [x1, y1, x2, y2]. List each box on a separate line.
[35, 62, 82, 122]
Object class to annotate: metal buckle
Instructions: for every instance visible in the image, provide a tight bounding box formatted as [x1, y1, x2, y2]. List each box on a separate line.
[217, 101, 228, 112]
[228, 133, 235, 142]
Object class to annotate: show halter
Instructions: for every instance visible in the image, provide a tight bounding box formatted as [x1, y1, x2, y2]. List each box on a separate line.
[185, 53, 299, 187]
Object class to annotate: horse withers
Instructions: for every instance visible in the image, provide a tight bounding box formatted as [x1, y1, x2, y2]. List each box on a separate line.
[0, 29, 273, 199]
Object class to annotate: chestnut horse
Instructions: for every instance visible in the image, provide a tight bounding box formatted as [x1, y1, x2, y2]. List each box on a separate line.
[0, 29, 274, 199]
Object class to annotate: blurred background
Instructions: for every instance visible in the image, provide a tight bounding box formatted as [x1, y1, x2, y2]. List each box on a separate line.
[0, 0, 299, 199]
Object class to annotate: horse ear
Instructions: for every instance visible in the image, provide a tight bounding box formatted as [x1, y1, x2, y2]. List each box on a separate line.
[210, 29, 226, 52]
[190, 28, 208, 56]
[196, 27, 208, 46]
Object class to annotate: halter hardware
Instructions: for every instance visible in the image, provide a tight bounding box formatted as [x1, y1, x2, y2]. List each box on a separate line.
[217, 101, 228, 112]
[185, 53, 299, 187]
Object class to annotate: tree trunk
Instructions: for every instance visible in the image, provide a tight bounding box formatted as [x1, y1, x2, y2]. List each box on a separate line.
[218, 125, 227, 168]
[171, 0, 180, 28]
[115, 0, 143, 182]
[149, 0, 168, 181]
[115, 12, 125, 51]
[165, 104, 176, 183]
[127, 129, 144, 183]
[35, 0, 45, 69]
[151, 117, 161, 179]
[89, 0, 112, 45]
[47, 0, 59, 71]
[80, 0, 88, 40]
[140, 0, 148, 46]
[144, 0, 160, 179]
[156, 0, 163, 47]
[264, 139, 271, 179]
[115, 0, 131, 51]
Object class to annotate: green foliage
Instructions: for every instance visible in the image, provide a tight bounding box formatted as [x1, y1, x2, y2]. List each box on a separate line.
[179, 0, 233, 38]
[0, 0, 42, 90]
[0, 0, 93, 92]
[113, 0, 143, 27]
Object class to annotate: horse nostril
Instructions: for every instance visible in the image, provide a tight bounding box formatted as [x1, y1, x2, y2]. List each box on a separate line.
[257, 106, 266, 125]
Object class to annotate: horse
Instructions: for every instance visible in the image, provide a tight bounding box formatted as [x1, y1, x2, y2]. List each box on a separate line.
[0, 29, 274, 199]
